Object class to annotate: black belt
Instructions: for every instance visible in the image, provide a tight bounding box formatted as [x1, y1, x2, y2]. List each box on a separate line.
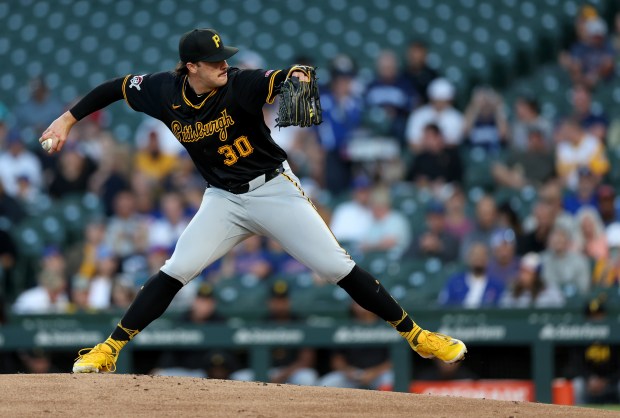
[225, 163, 285, 194]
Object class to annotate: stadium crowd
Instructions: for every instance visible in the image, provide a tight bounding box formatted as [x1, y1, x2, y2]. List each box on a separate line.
[0, 4, 619, 400]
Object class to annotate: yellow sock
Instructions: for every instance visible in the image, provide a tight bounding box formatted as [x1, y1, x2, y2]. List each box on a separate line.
[387, 309, 424, 346]
[103, 337, 128, 354]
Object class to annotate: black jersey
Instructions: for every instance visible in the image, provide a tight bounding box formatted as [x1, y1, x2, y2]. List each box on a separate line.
[121, 67, 290, 190]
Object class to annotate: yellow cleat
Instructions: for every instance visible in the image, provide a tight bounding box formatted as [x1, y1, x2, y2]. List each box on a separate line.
[409, 331, 467, 363]
[72, 342, 119, 373]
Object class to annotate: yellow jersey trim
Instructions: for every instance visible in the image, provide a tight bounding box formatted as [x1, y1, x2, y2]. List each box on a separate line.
[182, 76, 217, 109]
[121, 75, 133, 110]
[266, 70, 282, 104]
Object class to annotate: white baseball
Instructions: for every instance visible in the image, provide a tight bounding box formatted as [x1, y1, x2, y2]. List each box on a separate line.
[41, 138, 53, 152]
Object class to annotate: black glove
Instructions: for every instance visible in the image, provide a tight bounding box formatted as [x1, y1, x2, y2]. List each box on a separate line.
[276, 66, 322, 128]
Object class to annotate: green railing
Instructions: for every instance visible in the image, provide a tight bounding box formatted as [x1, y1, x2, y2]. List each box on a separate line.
[1, 308, 617, 403]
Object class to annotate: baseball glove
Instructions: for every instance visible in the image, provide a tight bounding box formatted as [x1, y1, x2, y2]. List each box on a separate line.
[276, 66, 322, 128]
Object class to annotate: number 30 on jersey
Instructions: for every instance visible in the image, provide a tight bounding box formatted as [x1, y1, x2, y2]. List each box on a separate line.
[218, 136, 254, 166]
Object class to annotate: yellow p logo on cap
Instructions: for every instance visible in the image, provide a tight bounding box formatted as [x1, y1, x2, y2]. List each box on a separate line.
[212, 34, 221, 48]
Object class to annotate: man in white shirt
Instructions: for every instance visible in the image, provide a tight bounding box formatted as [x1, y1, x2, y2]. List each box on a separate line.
[405, 78, 464, 151]
[329, 176, 373, 244]
[358, 186, 411, 257]
[0, 130, 43, 198]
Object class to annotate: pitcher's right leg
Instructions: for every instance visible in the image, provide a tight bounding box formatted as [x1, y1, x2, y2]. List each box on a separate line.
[73, 189, 252, 373]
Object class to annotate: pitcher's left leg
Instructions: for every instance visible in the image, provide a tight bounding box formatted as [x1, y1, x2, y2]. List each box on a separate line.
[247, 172, 466, 363]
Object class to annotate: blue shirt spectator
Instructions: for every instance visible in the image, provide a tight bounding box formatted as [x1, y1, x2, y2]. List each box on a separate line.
[439, 242, 505, 308]
[365, 50, 418, 142]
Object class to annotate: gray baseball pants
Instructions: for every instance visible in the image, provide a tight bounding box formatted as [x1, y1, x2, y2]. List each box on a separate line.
[161, 161, 355, 285]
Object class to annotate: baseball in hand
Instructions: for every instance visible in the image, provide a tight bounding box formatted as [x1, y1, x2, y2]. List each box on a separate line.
[41, 138, 53, 152]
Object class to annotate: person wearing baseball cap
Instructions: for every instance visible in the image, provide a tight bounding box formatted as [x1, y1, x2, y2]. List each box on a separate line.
[177, 28, 239, 67]
[43, 26, 466, 374]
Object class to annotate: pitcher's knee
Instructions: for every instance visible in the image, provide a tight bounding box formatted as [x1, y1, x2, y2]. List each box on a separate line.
[160, 258, 201, 285]
[316, 260, 356, 284]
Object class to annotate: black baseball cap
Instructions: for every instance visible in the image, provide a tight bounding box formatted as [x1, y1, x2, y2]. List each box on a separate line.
[178, 28, 239, 63]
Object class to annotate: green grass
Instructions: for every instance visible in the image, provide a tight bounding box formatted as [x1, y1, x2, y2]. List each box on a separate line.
[583, 404, 620, 411]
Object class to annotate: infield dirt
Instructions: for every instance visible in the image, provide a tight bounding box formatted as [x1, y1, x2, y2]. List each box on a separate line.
[0, 374, 618, 417]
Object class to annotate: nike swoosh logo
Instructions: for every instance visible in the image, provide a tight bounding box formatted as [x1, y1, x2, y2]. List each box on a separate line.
[172, 104, 181, 109]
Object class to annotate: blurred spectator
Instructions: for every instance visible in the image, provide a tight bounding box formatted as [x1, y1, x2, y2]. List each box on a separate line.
[358, 186, 411, 257]
[459, 195, 499, 261]
[134, 129, 179, 184]
[221, 236, 272, 280]
[87, 246, 118, 310]
[0, 129, 43, 198]
[462, 86, 508, 152]
[524, 181, 577, 237]
[48, 142, 96, 199]
[104, 190, 146, 258]
[163, 152, 206, 194]
[315, 54, 363, 194]
[405, 78, 464, 151]
[403, 201, 459, 262]
[329, 176, 373, 245]
[183, 283, 225, 323]
[110, 274, 137, 310]
[570, 296, 619, 404]
[131, 171, 158, 217]
[438, 243, 504, 308]
[0, 181, 24, 225]
[560, 17, 615, 89]
[66, 220, 107, 281]
[318, 302, 393, 389]
[69, 278, 91, 313]
[134, 118, 184, 156]
[510, 95, 553, 151]
[569, 83, 609, 142]
[486, 228, 520, 285]
[153, 283, 229, 377]
[13, 77, 63, 133]
[592, 224, 620, 287]
[541, 226, 590, 297]
[402, 40, 439, 104]
[574, 5, 600, 44]
[492, 127, 555, 189]
[500, 252, 565, 308]
[555, 118, 608, 191]
[518, 201, 560, 255]
[89, 141, 132, 216]
[147, 192, 190, 250]
[132, 245, 171, 288]
[562, 167, 600, 215]
[597, 185, 618, 227]
[17, 349, 60, 374]
[497, 202, 523, 237]
[575, 206, 608, 260]
[232, 281, 318, 385]
[407, 123, 462, 189]
[364, 49, 417, 142]
[13, 248, 69, 314]
[0, 229, 17, 296]
[613, 11, 620, 53]
[443, 187, 474, 240]
[266, 239, 309, 275]
[65, 109, 112, 165]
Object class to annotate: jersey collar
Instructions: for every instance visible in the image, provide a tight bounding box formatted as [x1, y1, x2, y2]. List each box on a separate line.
[182, 76, 218, 109]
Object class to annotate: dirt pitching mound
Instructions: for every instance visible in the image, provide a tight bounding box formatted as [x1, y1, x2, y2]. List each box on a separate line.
[0, 374, 617, 417]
